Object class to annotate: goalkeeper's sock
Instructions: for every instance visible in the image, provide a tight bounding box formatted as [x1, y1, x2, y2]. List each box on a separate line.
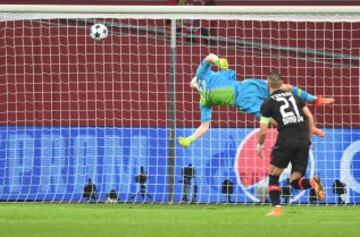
[268, 175, 281, 206]
[291, 177, 312, 190]
[292, 87, 316, 103]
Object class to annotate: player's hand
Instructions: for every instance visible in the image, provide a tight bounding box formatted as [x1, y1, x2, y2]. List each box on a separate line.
[178, 136, 196, 149]
[312, 127, 325, 137]
[214, 58, 229, 70]
[258, 149, 265, 159]
[206, 53, 218, 62]
[257, 144, 264, 159]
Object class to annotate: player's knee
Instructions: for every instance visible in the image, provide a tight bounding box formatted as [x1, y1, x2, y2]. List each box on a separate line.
[290, 171, 303, 182]
[269, 164, 284, 175]
[290, 172, 304, 188]
[269, 167, 283, 176]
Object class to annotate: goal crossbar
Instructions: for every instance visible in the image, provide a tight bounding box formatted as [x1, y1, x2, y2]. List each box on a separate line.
[1, 5, 360, 22]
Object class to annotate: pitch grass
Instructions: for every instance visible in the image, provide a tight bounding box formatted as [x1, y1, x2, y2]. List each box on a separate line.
[0, 204, 359, 237]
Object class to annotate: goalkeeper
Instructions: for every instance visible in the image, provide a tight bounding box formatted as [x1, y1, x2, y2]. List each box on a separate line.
[178, 53, 334, 149]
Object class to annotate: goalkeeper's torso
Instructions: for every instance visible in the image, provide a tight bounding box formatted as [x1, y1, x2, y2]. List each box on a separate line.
[198, 69, 239, 107]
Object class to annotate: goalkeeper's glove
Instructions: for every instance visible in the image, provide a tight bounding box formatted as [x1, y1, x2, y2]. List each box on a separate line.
[213, 58, 229, 70]
[178, 136, 196, 149]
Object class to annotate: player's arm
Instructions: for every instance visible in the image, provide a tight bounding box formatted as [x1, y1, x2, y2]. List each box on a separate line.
[193, 122, 210, 139]
[279, 84, 334, 106]
[257, 116, 270, 159]
[195, 53, 228, 80]
[301, 105, 314, 140]
[296, 96, 324, 137]
[205, 53, 229, 70]
[178, 122, 210, 149]
[257, 101, 272, 158]
[196, 53, 224, 80]
[196, 54, 227, 85]
[178, 104, 212, 149]
[196, 56, 212, 80]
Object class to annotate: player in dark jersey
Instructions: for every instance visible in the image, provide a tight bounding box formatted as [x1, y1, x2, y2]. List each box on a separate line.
[257, 71, 326, 217]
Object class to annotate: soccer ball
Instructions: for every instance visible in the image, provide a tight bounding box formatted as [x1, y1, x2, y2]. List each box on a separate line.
[90, 23, 108, 41]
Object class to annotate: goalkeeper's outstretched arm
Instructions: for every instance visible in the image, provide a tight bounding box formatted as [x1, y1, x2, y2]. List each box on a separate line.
[196, 53, 228, 79]
[178, 122, 210, 149]
[205, 53, 229, 70]
[178, 53, 228, 149]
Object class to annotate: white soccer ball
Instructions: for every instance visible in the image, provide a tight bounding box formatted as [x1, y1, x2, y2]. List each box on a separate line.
[90, 23, 108, 41]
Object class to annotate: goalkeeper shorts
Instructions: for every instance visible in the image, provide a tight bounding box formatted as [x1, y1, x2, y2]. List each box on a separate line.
[235, 79, 269, 119]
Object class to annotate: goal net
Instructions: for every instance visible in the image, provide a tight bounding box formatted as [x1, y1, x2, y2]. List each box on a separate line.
[0, 5, 359, 204]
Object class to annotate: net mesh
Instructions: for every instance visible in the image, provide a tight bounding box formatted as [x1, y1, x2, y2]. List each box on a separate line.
[0, 14, 359, 204]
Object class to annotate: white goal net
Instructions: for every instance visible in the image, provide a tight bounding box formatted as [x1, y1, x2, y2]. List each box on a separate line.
[0, 5, 359, 204]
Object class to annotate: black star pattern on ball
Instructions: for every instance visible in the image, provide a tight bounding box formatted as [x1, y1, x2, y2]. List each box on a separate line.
[94, 32, 101, 38]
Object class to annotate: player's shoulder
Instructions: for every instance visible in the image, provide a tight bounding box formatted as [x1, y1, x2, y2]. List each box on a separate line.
[262, 97, 273, 106]
[260, 97, 274, 117]
[260, 97, 273, 110]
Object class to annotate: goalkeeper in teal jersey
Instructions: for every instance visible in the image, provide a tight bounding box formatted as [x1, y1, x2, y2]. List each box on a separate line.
[178, 53, 334, 148]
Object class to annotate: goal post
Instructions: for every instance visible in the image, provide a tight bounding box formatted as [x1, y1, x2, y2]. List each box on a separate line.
[0, 5, 359, 204]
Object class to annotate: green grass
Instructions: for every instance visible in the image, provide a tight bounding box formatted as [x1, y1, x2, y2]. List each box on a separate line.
[0, 204, 359, 237]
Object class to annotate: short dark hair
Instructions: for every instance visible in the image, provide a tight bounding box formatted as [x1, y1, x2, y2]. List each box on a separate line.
[267, 71, 283, 89]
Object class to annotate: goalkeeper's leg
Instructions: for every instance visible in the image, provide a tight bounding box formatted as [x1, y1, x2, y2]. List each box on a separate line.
[290, 173, 326, 201]
[280, 84, 335, 106]
[291, 86, 335, 106]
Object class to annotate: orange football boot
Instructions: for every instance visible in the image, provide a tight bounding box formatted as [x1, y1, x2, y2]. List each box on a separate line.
[266, 206, 283, 217]
[314, 97, 335, 107]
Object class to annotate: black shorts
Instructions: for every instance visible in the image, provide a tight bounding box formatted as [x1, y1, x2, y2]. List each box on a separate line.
[270, 139, 310, 175]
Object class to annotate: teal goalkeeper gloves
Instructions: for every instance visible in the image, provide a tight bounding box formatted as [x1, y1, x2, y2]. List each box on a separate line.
[213, 58, 229, 70]
[178, 136, 196, 149]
